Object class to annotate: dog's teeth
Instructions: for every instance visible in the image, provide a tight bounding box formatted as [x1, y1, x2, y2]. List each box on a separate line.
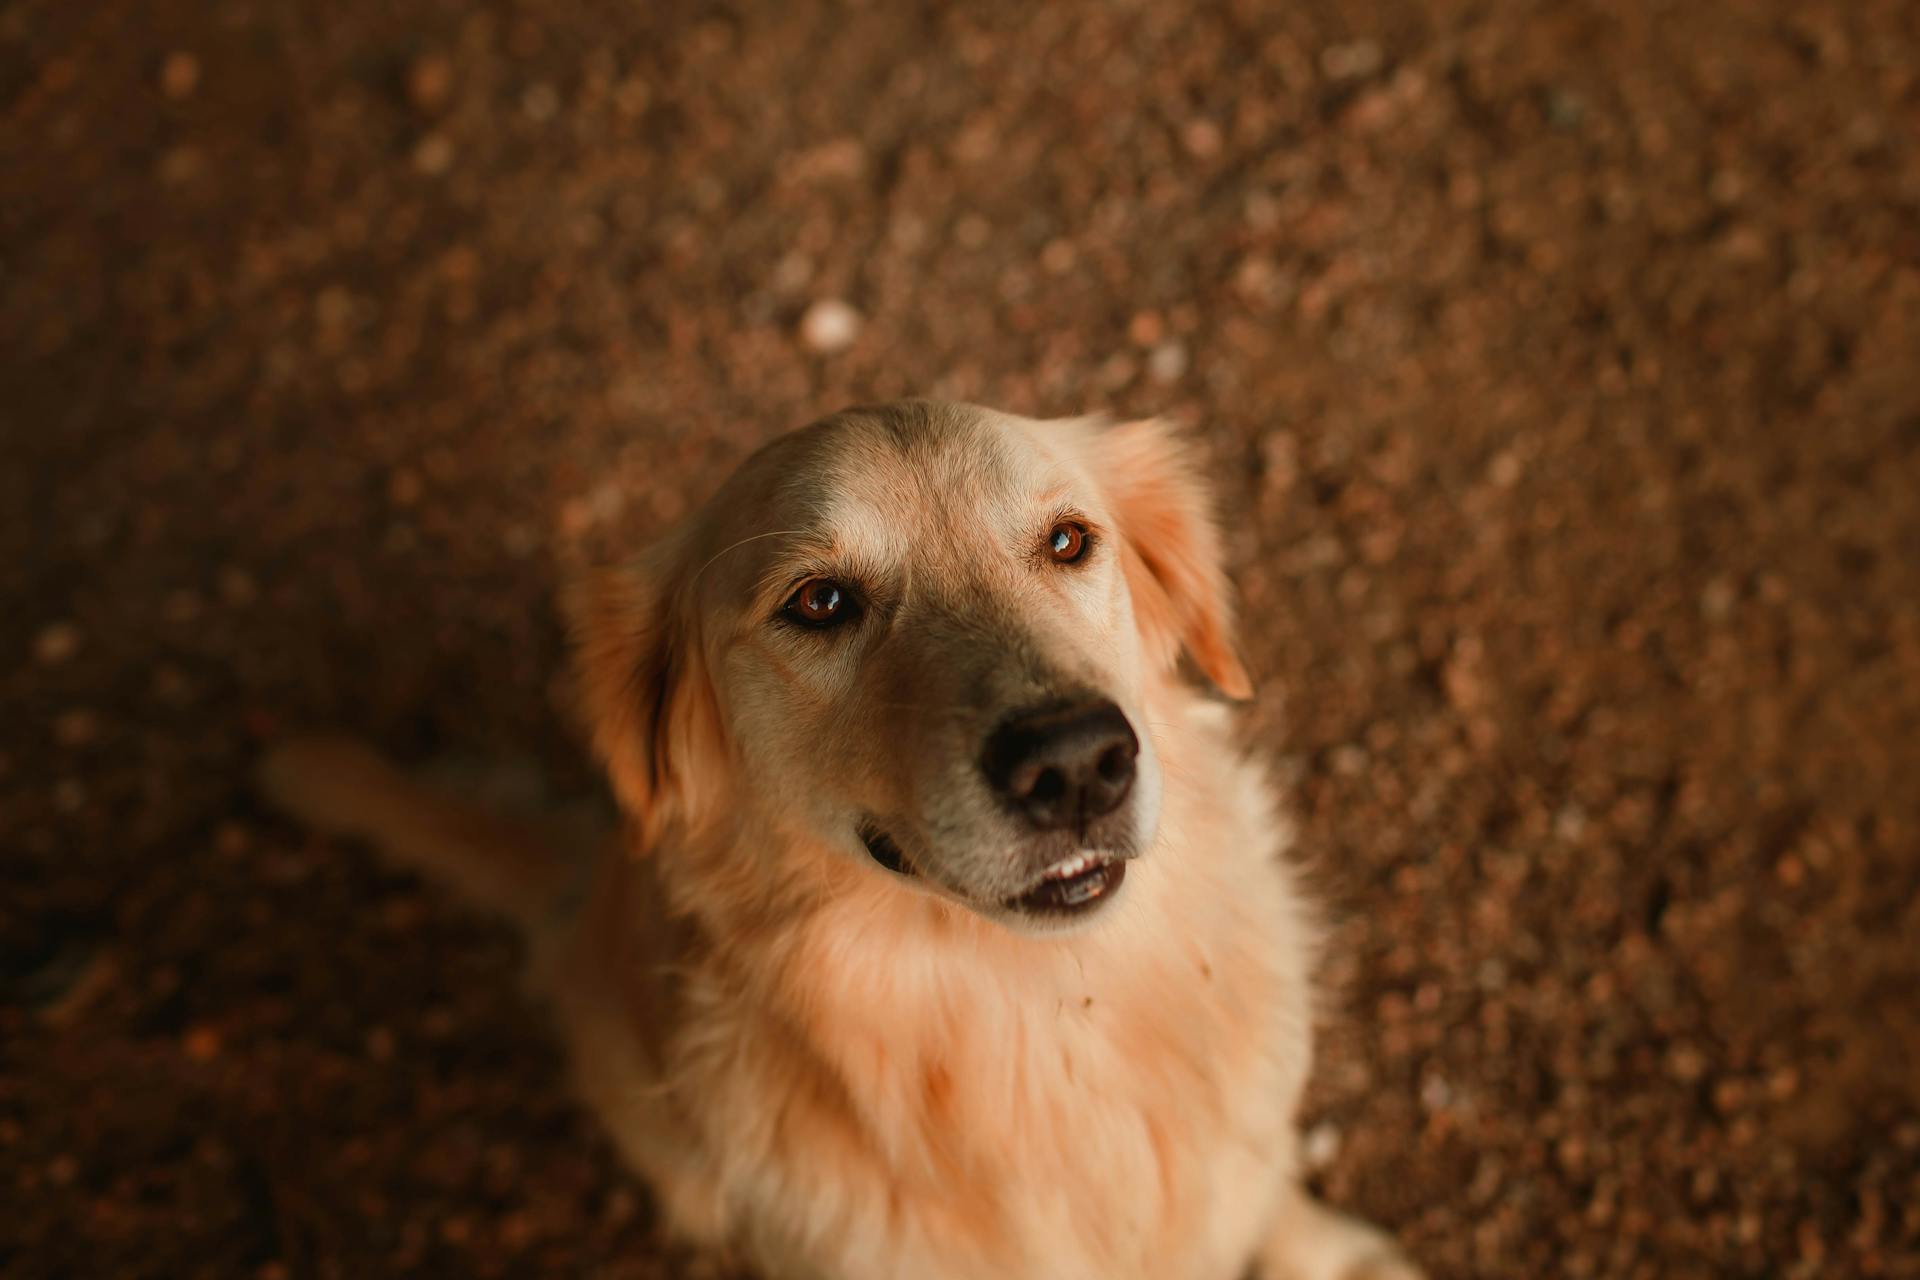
[1045, 852, 1097, 881]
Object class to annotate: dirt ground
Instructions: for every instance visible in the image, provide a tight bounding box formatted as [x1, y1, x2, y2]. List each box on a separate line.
[4, 1, 1919, 1276]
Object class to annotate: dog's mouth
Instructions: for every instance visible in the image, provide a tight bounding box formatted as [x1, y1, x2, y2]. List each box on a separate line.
[861, 823, 913, 877]
[1005, 850, 1126, 918]
[862, 822, 1126, 921]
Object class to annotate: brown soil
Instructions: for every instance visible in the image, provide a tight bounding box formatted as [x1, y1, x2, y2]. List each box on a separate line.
[4, 2, 1919, 1277]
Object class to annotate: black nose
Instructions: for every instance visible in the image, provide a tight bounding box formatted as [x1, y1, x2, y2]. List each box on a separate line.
[981, 699, 1139, 832]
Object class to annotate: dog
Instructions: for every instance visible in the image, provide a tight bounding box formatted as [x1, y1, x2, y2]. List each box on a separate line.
[261, 401, 1422, 1280]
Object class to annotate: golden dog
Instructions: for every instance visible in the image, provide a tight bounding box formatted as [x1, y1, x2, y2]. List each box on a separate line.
[263, 401, 1420, 1279]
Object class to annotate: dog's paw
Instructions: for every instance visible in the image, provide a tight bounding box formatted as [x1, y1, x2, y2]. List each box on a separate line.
[1339, 1249, 1425, 1280]
[1256, 1190, 1424, 1280]
[1285, 1240, 1424, 1280]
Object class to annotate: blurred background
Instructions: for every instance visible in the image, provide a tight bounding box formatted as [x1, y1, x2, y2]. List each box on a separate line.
[4, 1, 1918, 1276]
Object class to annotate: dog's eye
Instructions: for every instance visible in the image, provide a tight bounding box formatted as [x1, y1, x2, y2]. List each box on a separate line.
[1046, 521, 1090, 564]
[782, 578, 858, 629]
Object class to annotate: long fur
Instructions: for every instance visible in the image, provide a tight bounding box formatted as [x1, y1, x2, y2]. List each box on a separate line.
[259, 403, 1421, 1280]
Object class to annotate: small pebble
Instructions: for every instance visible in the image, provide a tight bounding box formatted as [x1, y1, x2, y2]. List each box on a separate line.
[521, 82, 560, 121]
[1040, 238, 1077, 274]
[388, 468, 424, 506]
[182, 1025, 222, 1063]
[799, 299, 862, 354]
[772, 250, 813, 293]
[1098, 352, 1137, 389]
[52, 710, 96, 748]
[1182, 119, 1223, 158]
[1302, 1121, 1342, 1169]
[1701, 577, 1738, 621]
[613, 77, 651, 116]
[160, 51, 200, 100]
[1320, 40, 1384, 81]
[408, 54, 453, 111]
[412, 133, 454, 175]
[35, 622, 81, 664]
[164, 589, 202, 624]
[1667, 1043, 1709, 1082]
[219, 569, 257, 605]
[1147, 341, 1189, 384]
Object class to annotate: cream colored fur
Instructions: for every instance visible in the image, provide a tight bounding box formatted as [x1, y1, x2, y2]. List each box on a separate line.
[260, 401, 1421, 1280]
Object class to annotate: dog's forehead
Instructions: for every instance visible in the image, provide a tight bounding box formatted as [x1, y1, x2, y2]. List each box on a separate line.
[738, 403, 1077, 545]
[816, 405, 1026, 525]
[675, 402, 1107, 610]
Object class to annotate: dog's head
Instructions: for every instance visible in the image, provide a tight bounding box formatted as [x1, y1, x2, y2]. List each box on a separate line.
[571, 402, 1248, 933]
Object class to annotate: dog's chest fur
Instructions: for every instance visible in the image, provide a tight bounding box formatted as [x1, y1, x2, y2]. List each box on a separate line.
[639, 705, 1316, 1280]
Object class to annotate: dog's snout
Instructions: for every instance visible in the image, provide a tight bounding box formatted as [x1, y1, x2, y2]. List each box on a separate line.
[982, 699, 1138, 832]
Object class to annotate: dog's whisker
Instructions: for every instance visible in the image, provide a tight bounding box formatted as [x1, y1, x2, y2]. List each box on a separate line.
[688, 528, 805, 588]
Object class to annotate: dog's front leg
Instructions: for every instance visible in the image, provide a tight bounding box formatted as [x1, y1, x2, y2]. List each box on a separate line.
[1254, 1184, 1424, 1280]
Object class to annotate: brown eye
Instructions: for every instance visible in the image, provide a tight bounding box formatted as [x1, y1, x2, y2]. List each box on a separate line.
[783, 578, 857, 629]
[1046, 521, 1090, 564]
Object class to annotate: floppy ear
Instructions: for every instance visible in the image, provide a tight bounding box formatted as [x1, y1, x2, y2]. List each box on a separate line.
[566, 539, 727, 844]
[1093, 418, 1254, 701]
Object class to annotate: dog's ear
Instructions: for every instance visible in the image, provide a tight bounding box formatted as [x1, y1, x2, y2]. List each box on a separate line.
[1092, 418, 1253, 701]
[567, 538, 727, 844]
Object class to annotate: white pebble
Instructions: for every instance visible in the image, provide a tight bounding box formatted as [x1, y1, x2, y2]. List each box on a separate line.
[1147, 340, 1189, 384]
[1302, 1121, 1342, 1169]
[799, 298, 862, 354]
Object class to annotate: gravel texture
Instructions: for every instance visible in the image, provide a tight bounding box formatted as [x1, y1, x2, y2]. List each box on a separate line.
[4, 2, 1919, 1277]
